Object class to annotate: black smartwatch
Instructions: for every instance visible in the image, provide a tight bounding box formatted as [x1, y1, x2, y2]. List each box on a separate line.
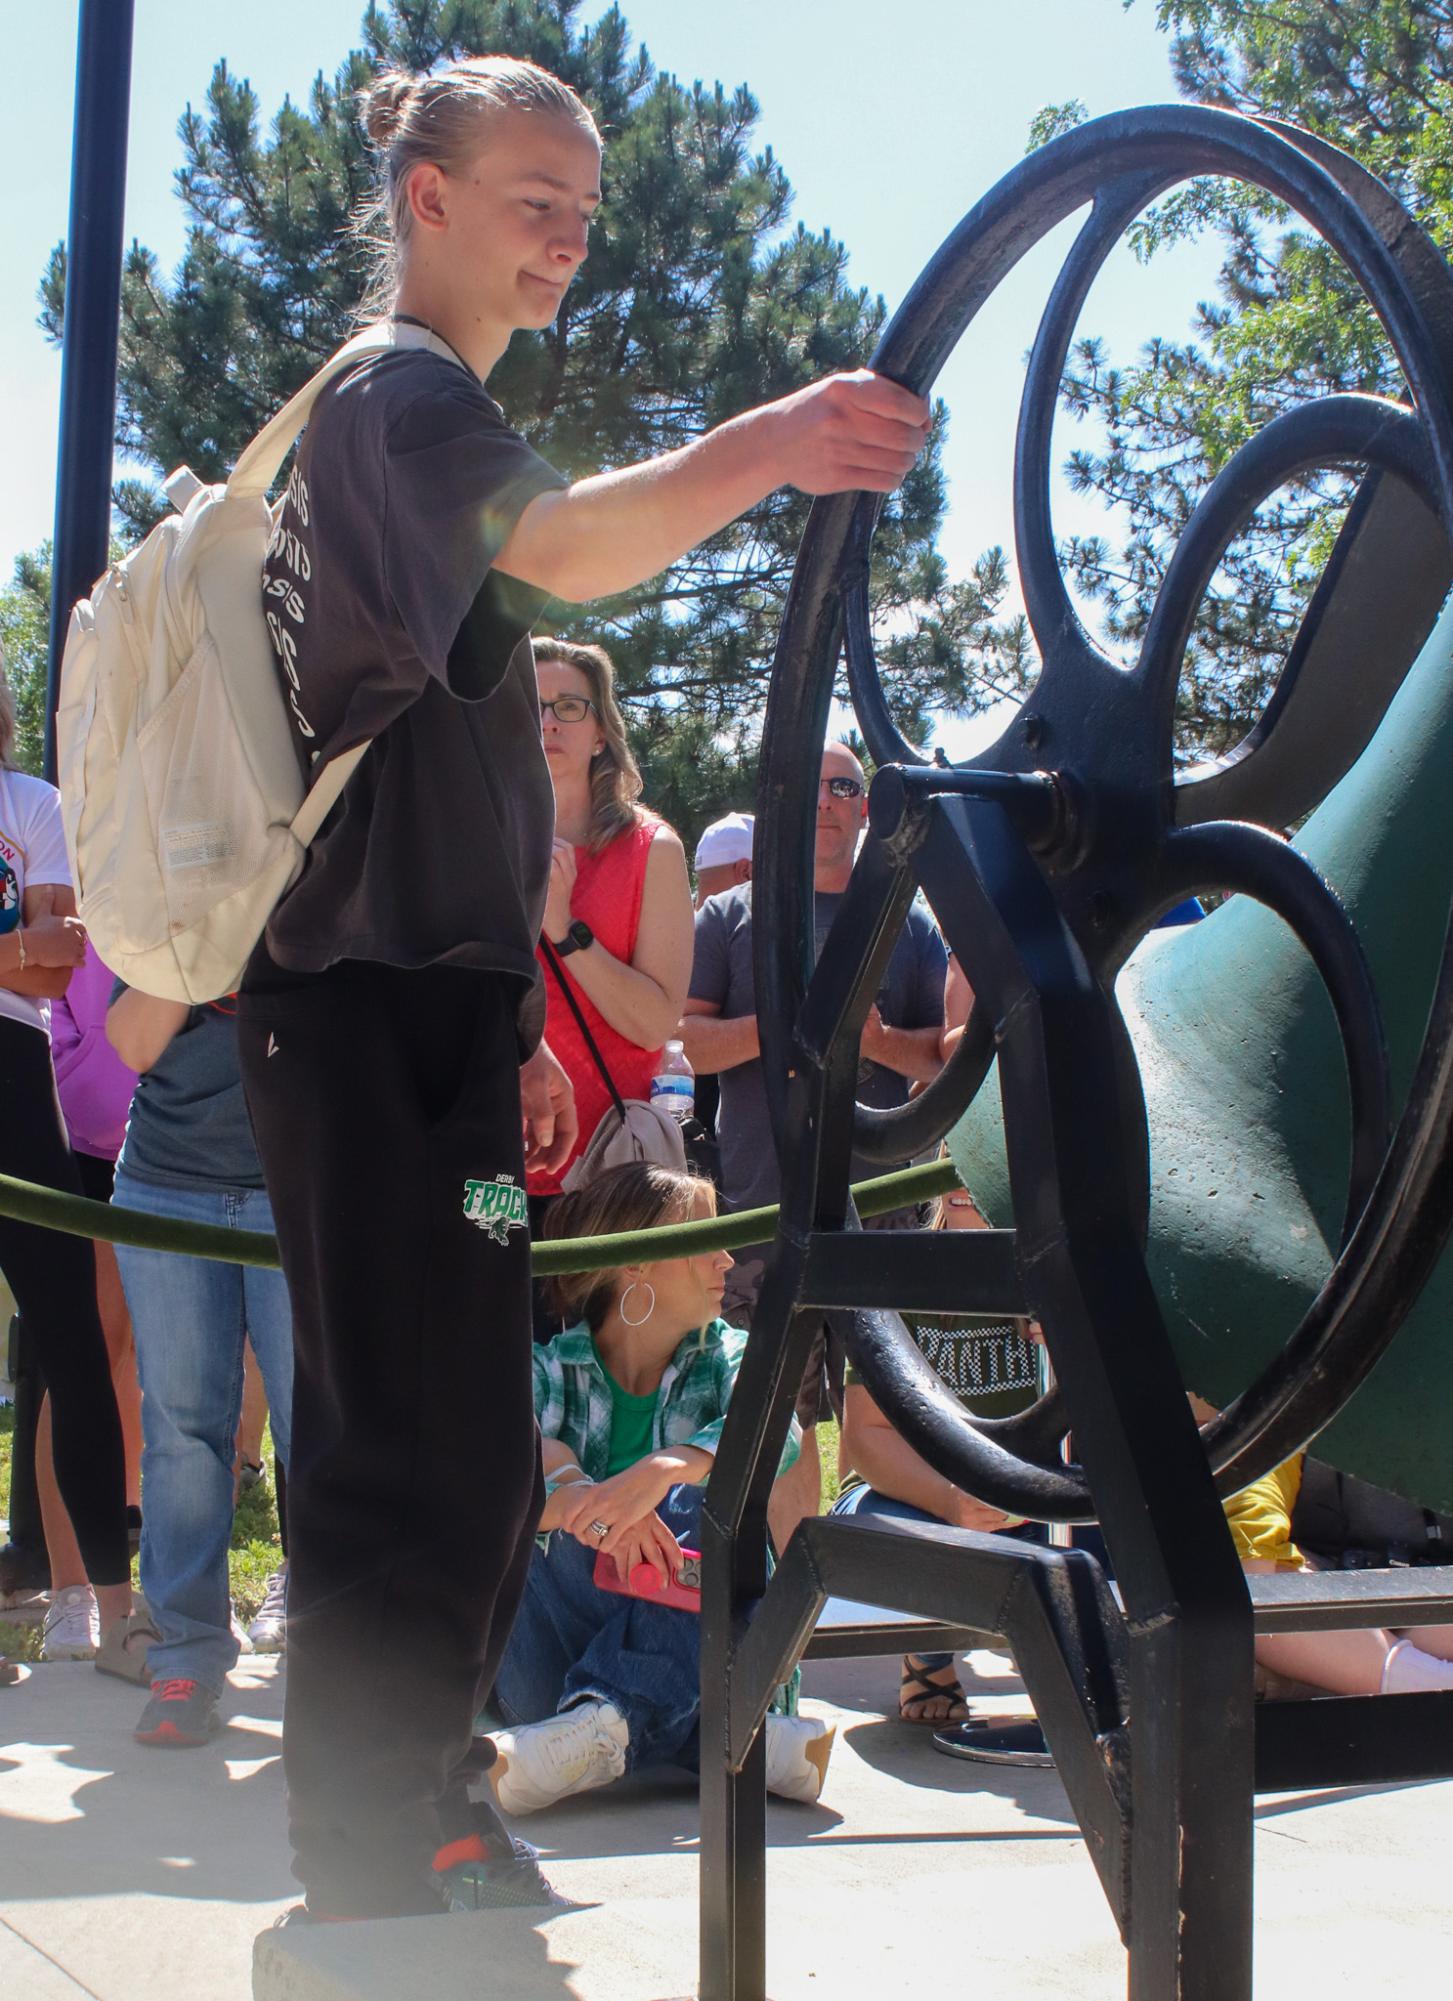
[553, 918, 595, 958]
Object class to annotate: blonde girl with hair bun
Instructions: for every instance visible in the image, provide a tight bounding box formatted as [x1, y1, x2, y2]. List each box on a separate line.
[234, 49, 929, 1923]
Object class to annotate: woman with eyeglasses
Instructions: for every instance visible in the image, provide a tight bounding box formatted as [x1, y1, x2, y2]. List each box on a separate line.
[528, 639, 694, 1231]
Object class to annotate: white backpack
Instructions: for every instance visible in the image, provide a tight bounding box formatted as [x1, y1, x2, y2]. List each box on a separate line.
[57, 318, 464, 1002]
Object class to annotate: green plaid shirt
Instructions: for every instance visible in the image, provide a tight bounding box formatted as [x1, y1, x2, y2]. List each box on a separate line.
[533, 1317, 803, 1713]
[534, 1318, 800, 1487]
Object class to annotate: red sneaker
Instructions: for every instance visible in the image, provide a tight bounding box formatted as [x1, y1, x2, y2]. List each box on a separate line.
[134, 1677, 222, 1746]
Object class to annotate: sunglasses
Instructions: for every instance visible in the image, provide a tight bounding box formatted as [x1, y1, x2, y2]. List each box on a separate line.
[539, 695, 598, 724]
[818, 775, 864, 800]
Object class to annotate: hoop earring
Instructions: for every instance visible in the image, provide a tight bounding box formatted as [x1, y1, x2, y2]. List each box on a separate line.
[619, 1279, 656, 1327]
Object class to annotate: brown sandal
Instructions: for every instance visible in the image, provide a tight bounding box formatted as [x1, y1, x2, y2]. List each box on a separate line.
[899, 1654, 970, 1725]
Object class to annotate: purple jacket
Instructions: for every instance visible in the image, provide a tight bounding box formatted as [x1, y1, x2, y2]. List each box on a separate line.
[49, 945, 138, 1161]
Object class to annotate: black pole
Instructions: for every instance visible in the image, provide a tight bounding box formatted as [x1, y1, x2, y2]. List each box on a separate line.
[44, 0, 136, 783]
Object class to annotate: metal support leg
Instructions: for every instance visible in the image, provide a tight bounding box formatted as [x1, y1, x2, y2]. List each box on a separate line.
[45, 0, 136, 780]
[699, 1244, 819, 2001]
[1126, 1619, 1254, 2000]
[698, 1602, 768, 2001]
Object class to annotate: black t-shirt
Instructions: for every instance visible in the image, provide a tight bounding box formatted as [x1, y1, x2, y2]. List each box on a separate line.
[256, 345, 566, 1035]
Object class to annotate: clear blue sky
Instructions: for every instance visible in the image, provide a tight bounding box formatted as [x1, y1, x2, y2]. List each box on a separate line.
[2, 0, 1225, 741]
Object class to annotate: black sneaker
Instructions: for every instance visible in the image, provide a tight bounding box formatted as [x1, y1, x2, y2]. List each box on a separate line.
[434, 1833, 569, 1912]
[432, 1799, 569, 1912]
[0, 1539, 50, 1601]
[931, 1717, 1054, 1768]
[134, 1677, 222, 1747]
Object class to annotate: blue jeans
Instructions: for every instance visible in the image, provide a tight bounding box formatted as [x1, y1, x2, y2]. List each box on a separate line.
[830, 1480, 1047, 1675]
[494, 1483, 705, 1773]
[113, 1169, 293, 1695]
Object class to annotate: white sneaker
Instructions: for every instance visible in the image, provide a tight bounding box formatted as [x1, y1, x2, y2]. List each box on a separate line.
[41, 1584, 101, 1660]
[230, 1605, 255, 1656]
[764, 1713, 836, 1804]
[247, 1562, 287, 1653]
[489, 1699, 630, 1815]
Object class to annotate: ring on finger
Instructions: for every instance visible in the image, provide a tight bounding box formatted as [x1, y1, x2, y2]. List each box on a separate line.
[589, 1519, 611, 1541]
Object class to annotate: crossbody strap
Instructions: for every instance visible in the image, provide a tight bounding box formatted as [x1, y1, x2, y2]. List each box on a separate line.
[541, 936, 629, 1124]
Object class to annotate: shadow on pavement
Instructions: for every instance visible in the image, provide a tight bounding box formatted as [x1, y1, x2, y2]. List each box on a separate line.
[1, 1660, 294, 1906]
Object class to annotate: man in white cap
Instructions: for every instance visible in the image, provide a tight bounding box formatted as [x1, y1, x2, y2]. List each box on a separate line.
[692, 812, 754, 909]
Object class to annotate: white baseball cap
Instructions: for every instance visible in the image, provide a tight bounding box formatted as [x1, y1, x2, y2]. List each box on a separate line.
[694, 812, 755, 870]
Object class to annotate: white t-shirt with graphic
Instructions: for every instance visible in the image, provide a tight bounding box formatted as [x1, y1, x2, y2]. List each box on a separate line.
[0, 766, 72, 1034]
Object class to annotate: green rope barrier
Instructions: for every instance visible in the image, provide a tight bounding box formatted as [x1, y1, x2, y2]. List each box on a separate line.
[537, 1157, 961, 1272]
[0, 1158, 961, 1279]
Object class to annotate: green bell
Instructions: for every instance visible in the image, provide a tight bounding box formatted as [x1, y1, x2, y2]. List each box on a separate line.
[949, 589, 1453, 1514]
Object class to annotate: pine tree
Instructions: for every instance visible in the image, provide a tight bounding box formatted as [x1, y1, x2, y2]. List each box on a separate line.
[0, 551, 54, 776]
[1052, 1, 1453, 757]
[38, 0, 1029, 762]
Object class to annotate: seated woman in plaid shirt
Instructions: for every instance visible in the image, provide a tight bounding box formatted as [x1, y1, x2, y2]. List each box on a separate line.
[483, 1163, 833, 1813]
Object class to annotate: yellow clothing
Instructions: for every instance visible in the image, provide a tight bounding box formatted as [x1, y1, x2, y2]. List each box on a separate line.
[1223, 1454, 1306, 1570]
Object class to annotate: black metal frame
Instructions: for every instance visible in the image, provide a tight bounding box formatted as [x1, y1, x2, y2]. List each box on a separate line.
[45, 0, 136, 783]
[700, 106, 1453, 2000]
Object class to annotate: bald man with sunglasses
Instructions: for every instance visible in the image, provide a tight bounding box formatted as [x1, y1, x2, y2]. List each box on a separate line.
[681, 743, 947, 1549]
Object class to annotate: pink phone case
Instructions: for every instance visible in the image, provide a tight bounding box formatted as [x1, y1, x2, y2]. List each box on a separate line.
[593, 1547, 702, 1612]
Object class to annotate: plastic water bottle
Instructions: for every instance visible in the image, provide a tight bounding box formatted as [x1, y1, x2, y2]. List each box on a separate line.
[651, 1039, 695, 1123]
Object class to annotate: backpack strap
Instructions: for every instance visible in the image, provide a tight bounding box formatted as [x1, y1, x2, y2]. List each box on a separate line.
[229, 319, 470, 502]
[289, 741, 372, 846]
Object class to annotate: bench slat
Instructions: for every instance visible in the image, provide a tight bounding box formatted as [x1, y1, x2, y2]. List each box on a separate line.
[1246, 1563, 1453, 1633]
[806, 1566, 1453, 1660]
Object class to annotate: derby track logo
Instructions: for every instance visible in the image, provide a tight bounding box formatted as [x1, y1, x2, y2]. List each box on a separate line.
[463, 1174, 528, 1245]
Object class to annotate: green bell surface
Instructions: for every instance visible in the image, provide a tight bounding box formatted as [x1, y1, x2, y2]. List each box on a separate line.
[948, 595, 1453, 1515]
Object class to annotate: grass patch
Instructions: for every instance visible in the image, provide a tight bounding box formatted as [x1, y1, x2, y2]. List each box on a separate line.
[818, 1414, 843, 1510]
[0, 1401, 37, 1663]
[230, 1442, 284, 1622]
[0, 1622, 39, 1663]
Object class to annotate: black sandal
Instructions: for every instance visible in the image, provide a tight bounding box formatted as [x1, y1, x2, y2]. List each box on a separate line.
[899, 1653, 970, 1725]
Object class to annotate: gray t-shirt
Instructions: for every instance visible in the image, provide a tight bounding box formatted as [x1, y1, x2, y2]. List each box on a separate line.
[254, 343, 565, 1041]
[688, 883, 948, 1213]
[113, 989, 264, 1192]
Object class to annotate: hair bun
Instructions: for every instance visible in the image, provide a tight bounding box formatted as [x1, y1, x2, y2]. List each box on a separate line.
[361, 70, 414, 148]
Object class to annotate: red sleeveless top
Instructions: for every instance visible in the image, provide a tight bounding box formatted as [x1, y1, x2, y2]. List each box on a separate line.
[529, 815, 664, 1197]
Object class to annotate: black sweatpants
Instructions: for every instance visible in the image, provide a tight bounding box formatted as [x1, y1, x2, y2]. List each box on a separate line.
[238, 954, 544, 1917]
[0, 1015, 128, 1587]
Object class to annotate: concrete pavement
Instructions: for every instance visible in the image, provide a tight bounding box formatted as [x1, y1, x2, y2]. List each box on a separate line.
[2, 1648, 1449, 1999]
